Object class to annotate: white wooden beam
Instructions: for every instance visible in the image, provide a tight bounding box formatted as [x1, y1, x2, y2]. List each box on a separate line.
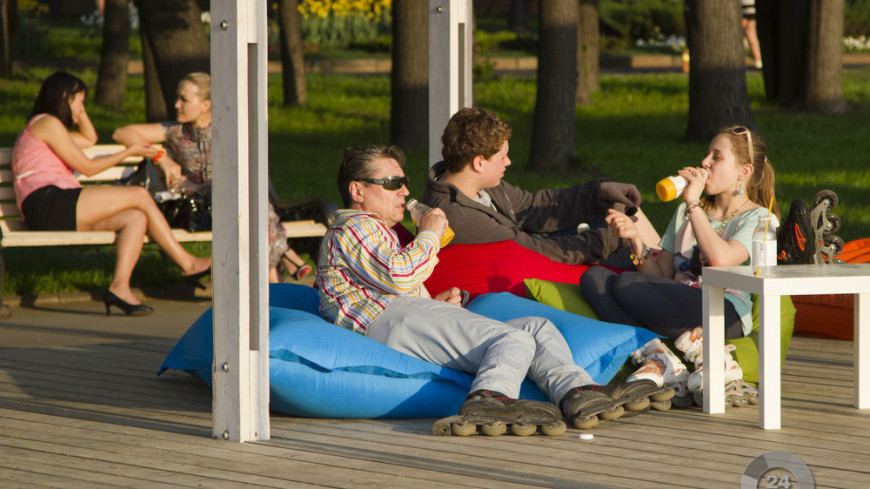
[428, 0, 473, 166]
[210, 0, 270, 442]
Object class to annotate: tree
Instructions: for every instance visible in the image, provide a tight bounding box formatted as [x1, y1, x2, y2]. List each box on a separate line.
[509, 0, 528, 32]
[529, 0, 578, 172]
[94, 0, 130, 108]
[277, 0, 306, 106]
[755, 0, 809, 108]
[756, 0, 847, 114]
[0, 0, 16, 78]
[575, 0, 599, 106]
[391, 0, 428, 150]
[805, 0, 847, 114]
[135, 0, 209, 121]
[684, 0, 755, 142]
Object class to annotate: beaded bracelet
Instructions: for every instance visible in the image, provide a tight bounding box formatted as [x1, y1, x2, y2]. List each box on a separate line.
[685, 200, 702, 218]
[629, 243, 651, 266]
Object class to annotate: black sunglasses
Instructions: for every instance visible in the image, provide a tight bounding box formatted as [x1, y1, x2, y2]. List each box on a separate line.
[356, 176, 409, 191]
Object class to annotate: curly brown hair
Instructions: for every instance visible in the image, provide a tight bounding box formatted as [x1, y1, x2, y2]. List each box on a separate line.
[441, 107, 512, 173]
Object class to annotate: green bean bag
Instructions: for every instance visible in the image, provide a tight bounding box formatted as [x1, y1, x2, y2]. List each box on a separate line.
[524, 278, 796, 385]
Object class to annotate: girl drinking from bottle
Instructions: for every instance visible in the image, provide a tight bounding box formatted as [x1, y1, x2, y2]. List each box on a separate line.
[580, 126, 779, 408]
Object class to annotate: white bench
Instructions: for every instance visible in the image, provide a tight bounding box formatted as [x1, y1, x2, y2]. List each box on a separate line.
[0, 144, 330, 246]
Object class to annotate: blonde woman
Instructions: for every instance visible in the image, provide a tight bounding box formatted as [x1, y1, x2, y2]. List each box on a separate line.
[114, 73, 311, 283]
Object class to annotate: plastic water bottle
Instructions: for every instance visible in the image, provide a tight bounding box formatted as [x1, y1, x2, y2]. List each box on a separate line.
[656, 169, 707, 202]
[406, 199, 454, 247]
[752, 215, 777, 269]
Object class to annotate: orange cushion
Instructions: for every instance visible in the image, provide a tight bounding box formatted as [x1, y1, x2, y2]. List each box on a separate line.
[792, 294, 854, 340]
[835, 237, 870, 263]
[792, 238, 870, 339]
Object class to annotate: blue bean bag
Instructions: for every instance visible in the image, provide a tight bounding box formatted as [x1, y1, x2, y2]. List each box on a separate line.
[159, 283, 658, 419]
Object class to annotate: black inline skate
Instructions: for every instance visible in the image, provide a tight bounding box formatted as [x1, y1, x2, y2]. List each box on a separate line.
[433, 390, 567, 437]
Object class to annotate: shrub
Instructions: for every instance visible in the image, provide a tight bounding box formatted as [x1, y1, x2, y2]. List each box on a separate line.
[845, 0, 870, 37]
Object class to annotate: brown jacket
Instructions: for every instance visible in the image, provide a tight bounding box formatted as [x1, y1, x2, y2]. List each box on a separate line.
[421, 162, 622, 264]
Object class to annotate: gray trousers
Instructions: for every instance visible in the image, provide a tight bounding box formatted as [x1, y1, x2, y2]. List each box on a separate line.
[367, 296, 594, 403]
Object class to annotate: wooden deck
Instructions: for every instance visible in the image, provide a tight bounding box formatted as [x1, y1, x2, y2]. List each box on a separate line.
[1, 299, 869, 488]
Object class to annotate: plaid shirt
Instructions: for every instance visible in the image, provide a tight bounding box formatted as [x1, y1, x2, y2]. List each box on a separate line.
[316, 209, 440, 335]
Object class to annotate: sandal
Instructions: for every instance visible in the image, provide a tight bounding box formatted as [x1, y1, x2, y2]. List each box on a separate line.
[294, 264, 312, 280]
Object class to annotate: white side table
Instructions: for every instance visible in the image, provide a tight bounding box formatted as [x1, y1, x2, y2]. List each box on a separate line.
[702, 264, 870, 429]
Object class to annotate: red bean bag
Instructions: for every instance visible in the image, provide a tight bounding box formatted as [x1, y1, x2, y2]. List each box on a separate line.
[791, 238, 870, 340]
[423, 240, 592, 299]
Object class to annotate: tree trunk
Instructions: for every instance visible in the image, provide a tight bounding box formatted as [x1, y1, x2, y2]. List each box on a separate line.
[530, 0, 578, 172]
[391, 0, 428, 150]
[0, 0, 17, 78]
[684, 0, 755, 142]
[575, 0, 599, 106]
[509, 0, 527, 32]
[139, 28, 167, 121]
[94, 0, 130, 108]
[756, 0, 810, 108]
[136, 0, 209, 120]
[805, 0, 847, 114]
[278, 0, 306, 106]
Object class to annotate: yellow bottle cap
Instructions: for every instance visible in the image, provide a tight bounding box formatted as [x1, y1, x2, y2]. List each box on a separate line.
[656, 178, 678, 201]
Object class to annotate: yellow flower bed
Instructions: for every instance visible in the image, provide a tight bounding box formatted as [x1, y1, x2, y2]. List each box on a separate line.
[299, 0, 391, 20]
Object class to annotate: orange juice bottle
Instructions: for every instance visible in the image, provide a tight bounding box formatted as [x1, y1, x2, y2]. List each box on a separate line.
[406, 199, 454, 247]
[656, 169, 707, 201]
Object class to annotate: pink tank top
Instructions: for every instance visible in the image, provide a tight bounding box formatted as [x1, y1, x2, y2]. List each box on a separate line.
[11, 114, 81, 212]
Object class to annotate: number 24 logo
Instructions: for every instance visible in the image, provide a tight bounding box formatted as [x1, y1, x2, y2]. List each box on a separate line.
[765, 474, 792, 488]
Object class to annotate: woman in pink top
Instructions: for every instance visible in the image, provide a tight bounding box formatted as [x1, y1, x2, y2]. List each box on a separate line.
[12, 72, 212, 316]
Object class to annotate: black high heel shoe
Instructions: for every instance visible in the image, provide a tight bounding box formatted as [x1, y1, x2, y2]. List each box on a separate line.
[104, 290, 154, 316]
[182, 267, 211, 290]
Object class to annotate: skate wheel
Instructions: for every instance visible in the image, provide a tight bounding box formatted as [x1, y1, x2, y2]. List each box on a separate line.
[623, 398, 650, 412]
[726, 394, 749, 408]
[651, 400, 672, 411]
[823, 235, 845, 257]
[573, 415, 599, 430]
[510, 423, 537, 436]
[814, 190, 838, 210]
[599, 405, 625, 421]
[540, 420, 567, 437]
[451, 421, 477, 436]
[825, 213, 841, 234]
[650, 388, 675, 403]
[481, 421, 506, 436]
[620, 406, 649, 418]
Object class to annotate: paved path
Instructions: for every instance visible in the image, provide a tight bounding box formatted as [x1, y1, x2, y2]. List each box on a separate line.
[0, 294, 212, 349]
[0, 274, 316, 349]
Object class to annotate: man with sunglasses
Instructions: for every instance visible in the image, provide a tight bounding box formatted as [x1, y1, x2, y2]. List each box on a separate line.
[422, 107, 661, 265]
[315, 144, 672, 435]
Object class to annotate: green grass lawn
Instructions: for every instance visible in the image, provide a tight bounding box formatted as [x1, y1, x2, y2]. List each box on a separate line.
[2, 67, 869, 297]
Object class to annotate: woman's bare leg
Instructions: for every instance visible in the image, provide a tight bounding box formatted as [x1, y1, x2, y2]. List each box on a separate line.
[742, 18, 762, 67]
[77, 186, 211, 275]
[90, 208, 147, 304]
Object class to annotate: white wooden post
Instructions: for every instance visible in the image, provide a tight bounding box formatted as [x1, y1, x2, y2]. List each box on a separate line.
[428, 0, 473, 166]
[210, 0, 270, 442]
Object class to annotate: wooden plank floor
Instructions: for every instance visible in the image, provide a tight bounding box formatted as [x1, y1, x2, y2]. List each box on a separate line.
[2, 314, 870, 488]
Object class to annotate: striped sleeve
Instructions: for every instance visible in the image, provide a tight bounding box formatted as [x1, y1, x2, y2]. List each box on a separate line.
[339, 216, 439, 295]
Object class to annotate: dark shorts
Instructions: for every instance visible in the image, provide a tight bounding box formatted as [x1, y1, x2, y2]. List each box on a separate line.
[21, 186, 82, 231]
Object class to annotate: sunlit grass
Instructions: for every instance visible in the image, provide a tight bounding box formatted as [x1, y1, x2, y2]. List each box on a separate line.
[2, 67, 869, 295]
